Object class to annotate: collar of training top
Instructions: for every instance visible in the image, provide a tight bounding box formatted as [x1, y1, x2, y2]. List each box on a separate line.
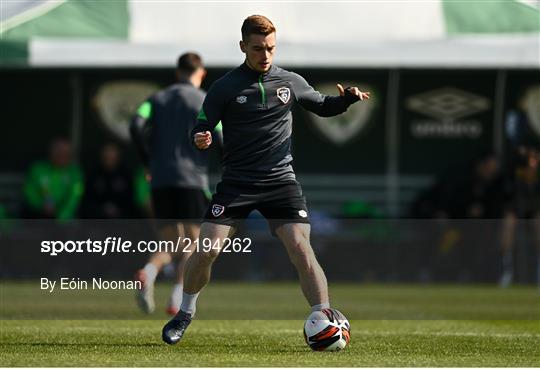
[176, 77, 194, 86]
[240, 61, 276, 78]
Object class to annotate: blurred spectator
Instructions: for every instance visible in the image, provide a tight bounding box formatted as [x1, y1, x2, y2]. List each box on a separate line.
[410, 153, 511, 282]
[443, 153, 508, 219]
[81, 143, 136, 219]
[23, 138, 83, 220]
[412, 153, 513, 220]
[499, 147, 540, 287]
[410, 177, 451, 219]
[343, 200, 382, 219]
[505, 94, 537, 149]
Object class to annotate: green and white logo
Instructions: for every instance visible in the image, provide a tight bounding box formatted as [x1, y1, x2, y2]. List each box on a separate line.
[522, 85, 540, 138]
[94, 81, 159, 141]
[309, 83, 375, 146]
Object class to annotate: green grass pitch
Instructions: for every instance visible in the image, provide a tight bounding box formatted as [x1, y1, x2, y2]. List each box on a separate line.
[1, 281, 539, 366]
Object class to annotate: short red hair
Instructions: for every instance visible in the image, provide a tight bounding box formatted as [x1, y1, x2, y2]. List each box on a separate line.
[241, 15, 276, 42]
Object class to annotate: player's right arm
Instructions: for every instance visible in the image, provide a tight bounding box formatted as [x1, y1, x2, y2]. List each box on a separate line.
[290, 72, 369, 117]
[129, 100, 153, 165]
[192, 83, 227, 150]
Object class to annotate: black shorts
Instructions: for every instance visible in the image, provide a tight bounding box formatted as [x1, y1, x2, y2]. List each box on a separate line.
[151, 187, 209, 221]
[203, 181, 310, 234]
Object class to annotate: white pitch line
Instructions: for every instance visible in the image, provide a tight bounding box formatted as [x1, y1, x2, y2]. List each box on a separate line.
[8, 324, 539, 339]
[273, 329, 540, 339]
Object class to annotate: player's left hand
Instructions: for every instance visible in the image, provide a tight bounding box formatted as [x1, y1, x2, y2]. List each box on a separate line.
[337, 84, 370, 101]
[194, 131, 212, 149]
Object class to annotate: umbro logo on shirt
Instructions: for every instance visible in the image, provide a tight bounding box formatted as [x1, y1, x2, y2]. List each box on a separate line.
[236, 96, 247, 104]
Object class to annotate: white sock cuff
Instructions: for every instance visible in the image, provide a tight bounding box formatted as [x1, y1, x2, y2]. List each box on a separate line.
[311, 303, 330, 312]
[180, 291, 200, 316]
[143, 263, 158, 282]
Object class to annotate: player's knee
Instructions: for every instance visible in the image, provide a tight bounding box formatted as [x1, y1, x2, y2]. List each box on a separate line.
[192, 247, 220, 265]
[290, 229, 310, 248]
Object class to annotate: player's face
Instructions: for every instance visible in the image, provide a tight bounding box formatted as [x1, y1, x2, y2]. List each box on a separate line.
[241, 33, 276, 73]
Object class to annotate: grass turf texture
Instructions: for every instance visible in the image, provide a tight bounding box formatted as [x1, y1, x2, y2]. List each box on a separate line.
[1, 282, 539, 366]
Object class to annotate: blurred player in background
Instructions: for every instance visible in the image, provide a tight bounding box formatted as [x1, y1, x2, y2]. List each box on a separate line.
[23, 137, 83, 220]
[130, 52, 221, 315]
[499, 147, 540, 288]
[162, 15, 370, 344]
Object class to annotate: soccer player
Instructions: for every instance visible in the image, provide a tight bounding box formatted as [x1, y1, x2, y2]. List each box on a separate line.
[499, 147, 540, 288]
[162, 15, 370, 344]
[130, 53, 221, 315]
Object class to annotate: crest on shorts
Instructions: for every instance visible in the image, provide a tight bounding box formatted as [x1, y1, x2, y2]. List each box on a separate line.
[277, 87, 291, 104]
[212, 204, 225, 217]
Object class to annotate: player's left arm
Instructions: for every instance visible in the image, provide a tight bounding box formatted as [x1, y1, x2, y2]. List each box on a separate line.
[290, 73, 369, 117]
[212, 122, 224, 148]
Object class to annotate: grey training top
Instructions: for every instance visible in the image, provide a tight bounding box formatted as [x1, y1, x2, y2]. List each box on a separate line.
[192, 63, 359, 185]
[131, 80, 220, 190]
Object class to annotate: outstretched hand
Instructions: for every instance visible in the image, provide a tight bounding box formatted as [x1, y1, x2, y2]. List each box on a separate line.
[194, 131, 212, 149]
[337, 84, 370, 101]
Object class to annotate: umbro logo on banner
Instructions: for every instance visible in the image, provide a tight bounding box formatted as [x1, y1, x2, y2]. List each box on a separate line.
[406, 87, 490, 121]
[406, 87, 490, 139]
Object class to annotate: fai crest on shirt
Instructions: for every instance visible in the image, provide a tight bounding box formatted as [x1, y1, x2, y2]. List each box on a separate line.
[277, 87, 291, 104]
[212, 204, 225, 217]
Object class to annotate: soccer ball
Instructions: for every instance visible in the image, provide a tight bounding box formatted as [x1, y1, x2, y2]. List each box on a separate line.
[303, 308, 350, 351]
